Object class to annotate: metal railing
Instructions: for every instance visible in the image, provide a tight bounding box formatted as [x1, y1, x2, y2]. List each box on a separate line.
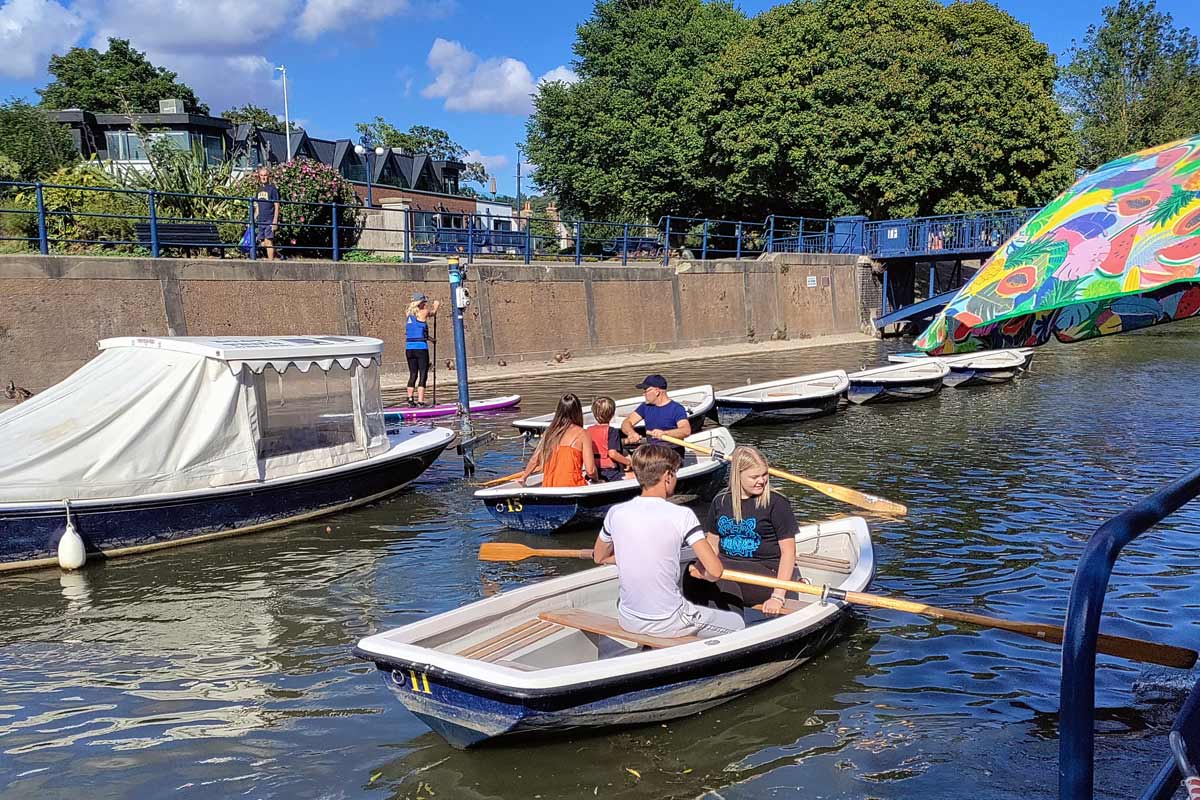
[1058, 466, 1200, 800]
[0, 179, 1043, 265]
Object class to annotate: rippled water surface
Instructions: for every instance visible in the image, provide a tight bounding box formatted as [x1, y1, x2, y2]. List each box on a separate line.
[3, 330, 1200, 799]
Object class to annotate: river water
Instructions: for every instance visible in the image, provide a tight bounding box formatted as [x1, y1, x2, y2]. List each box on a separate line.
[2, 329, 1199, 799]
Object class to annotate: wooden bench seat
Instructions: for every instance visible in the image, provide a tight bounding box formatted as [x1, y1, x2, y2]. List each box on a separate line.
[457, 618, 561, 662]
[538, 609, 700, 648]
[795, 552, 854, 574]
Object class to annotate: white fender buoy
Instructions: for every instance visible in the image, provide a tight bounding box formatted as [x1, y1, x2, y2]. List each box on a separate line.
[57, 499, 86, 571]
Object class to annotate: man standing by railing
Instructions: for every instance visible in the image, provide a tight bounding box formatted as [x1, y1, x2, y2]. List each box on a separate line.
[253, 167, 281, 260]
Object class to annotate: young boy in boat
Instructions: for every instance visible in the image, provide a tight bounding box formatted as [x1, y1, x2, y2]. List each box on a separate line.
[592, 444, 746, 639]
[588, 396, 632, 481]
[621, 374, 690, 455]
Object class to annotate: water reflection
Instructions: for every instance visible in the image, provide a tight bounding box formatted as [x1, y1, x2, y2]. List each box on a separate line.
[2, 328, 1200, 799]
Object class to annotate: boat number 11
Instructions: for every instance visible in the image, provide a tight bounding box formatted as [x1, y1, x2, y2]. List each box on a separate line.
[396, 669, 432, 694]
[495, 499, 523, 513]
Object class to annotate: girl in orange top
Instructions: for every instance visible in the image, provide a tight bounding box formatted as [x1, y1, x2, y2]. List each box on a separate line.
[518, 393, 598, 488]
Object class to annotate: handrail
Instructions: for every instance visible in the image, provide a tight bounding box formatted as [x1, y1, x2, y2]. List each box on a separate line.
[1059, 465, 1200, 799]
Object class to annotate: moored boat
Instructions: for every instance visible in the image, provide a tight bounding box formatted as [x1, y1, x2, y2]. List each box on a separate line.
[845, 360, 948, 405]
[384, 394, 521, 425]
[354, 515, 873, 748]
[476, 427, 734, 533]
[714, 370, 849, 427]
[887, 348, 1033, 388]
[0, 336, 455, 573]
[513, 385, 716, 436]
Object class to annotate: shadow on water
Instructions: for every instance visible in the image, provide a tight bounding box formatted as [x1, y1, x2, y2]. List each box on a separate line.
[2, 327, 1200, 798]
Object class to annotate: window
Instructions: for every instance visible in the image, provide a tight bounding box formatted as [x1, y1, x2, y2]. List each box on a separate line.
[340, 156, 367, 183]
[255, 364, 356, 459]
[105, 131, 147, 160]
[494, 219, 512, 232]
[200, 134, 224, 166]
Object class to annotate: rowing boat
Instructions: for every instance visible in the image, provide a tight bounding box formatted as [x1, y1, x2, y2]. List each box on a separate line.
[475, 427, 734, 533]
[353, 515, 874, 748]
[886, 348, 1032, 388]
[714, 370, 848, 427]
[845, 360, 948, 405]
[383, 394, 521, 425]
[512, 385, 716, 435]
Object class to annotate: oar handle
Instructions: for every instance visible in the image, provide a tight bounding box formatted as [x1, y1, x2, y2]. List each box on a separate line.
[721, 570, 1196, 670]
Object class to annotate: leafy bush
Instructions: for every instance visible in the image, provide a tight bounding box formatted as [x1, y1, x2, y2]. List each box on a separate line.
[15, 163, 147, 252]
[229, 158, 361, 258]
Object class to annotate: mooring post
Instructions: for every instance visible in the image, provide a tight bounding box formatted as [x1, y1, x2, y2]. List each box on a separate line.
[448, 255, 472, 420]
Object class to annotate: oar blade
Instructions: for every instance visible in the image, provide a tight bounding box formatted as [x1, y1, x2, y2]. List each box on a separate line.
[478, 543, 535, 562]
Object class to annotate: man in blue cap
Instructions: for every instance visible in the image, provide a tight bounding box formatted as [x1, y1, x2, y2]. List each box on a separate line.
[621, 374, 691, 453]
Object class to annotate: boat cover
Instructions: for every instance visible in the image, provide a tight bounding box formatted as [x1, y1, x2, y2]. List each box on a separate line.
[0, 343, 389, 503]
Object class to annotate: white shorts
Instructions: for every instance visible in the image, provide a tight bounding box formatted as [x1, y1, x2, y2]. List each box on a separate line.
[619, 601, 746, 639]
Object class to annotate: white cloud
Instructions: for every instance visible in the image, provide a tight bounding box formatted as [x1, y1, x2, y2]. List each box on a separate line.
[464, 149, 509, 173]
[297, 0, 409, 39]
[153, 52, 283, 116]
[80, 0, 294, 54]
[422, 37, 576, 115]
[0, 0, 86, 79]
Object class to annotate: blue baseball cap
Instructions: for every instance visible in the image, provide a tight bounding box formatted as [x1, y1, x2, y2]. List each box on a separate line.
[636, 374, 668, 390]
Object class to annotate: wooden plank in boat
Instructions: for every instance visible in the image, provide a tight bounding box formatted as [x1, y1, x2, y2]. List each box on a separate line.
[458, 618, 559, 662]
[794, 553, 853, 574]
[538, 609, 701, 648]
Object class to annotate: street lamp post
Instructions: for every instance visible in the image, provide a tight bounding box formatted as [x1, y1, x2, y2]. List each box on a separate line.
[276, 65, 291, 161]
[354, 144, 387, 207]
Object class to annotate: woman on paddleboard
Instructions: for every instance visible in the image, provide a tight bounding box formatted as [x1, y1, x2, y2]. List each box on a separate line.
[404, 293, 439, 407]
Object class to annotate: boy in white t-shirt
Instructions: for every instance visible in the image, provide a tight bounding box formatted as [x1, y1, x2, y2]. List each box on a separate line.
[592, 444, 746, 639]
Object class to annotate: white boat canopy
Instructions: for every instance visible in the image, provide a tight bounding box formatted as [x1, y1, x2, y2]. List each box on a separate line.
[0, 336, 390, 503]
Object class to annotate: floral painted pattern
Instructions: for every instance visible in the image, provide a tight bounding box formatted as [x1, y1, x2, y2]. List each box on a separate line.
[916, 134, 1200, 353]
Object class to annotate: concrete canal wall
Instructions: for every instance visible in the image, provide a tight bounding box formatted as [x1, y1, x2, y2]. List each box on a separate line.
[0, 253, 870, 390]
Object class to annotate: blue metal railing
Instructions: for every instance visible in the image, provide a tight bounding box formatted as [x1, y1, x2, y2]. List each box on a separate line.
[1059, 466, 1200, 800]
[0, 178, 1043, 265]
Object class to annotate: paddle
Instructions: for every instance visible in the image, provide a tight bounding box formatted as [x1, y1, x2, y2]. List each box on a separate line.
[431, 313, 438, 407]
[722, 569, 1197, 670]
[479, 543, 592, 562]
[477, 470, 526, 488]
[657, 434, 908, 516]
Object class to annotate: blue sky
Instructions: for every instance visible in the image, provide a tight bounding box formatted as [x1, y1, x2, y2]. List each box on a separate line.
[1, 0, 1197, 195]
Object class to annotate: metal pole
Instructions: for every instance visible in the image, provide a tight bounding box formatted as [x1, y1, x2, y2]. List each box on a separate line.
[928, 263, 935, 297]
[736, 222, 743, 260]
[147, 190, 160, 258]
[701, 219, 708, 261]
[247, 198, 257, 261]
[365, 154, 374, 208]
[515, 149, 522, 229]
[447, 255, 472, 418]
[467, 215, 475, 265]
[622, 223, 629, 266]
[766, 215, 775, 253]
[574, 221, 582, 265]
[524, 217, 532, 265]
[331, 202, 340, 261]
[278, 65, 291, 162]
[663, 216, 671, 267]
[35, 182, 48, 255]
[881, 266, 888, 316]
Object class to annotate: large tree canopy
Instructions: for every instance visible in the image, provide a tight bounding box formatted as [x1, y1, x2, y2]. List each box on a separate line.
[0, 99, 76, 180]
[525, 0, 749, 221]
[38, 38, 208, 115]
[527, 0, 1078, 222]
[222, 104, 295, 132]
[1061, 0, 1200, 170]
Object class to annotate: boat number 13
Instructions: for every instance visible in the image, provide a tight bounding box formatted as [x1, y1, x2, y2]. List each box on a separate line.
[495, 499, 523, 513]
[396, 669, 432, 694]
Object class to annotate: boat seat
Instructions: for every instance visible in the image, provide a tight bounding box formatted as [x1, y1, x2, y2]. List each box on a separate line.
[538, 609, 701, 648]
[794, 553, 854, 574]
[457, 618, 561, 663]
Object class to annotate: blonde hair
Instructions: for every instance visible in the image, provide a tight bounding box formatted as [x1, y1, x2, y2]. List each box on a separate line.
[631, 443, 681, 489]
[405, 300, 424, 318]
[726, 445, 770, 522]
[591, 396, 616, 424]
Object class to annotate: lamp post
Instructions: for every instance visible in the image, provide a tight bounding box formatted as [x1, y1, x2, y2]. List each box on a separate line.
[354, 144, 387, 207]
[275, 65, 291, 161]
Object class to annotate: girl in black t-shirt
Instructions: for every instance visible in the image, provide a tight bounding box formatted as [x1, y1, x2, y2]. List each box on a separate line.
[683, 445, 798, 616]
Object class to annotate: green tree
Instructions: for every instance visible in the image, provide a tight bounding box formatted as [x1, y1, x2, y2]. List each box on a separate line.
[37, 38, 208, 114]
[222, 104, 296, 132]
[0, 99, 77, 180]
[692, 0, 1078, 220]
[525, 0, 749, 220]
[1061, 0, 1200, 169]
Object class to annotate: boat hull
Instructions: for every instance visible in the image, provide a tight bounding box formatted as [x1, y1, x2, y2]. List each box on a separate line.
[715, 392, 842, 427]
[482, 464, 728, 533]
[0, 429, 453, 571]
[846, 376, 944, 405]
[360, 611, 848, 748]
[942, 364, 1022, 388]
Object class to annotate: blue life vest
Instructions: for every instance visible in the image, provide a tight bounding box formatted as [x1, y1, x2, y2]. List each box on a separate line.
[405, 314, 428, 350]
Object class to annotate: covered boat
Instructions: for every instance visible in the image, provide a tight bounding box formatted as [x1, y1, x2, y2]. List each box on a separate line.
[0, 336, 455, 572]
[714, 370, 849, 427]
[845, 360, 948, 405]
[354, 515, 874, 748]
[513, 385, 716, 436]
[476, 427, 734, 533]
[887, 348, 1033, 388]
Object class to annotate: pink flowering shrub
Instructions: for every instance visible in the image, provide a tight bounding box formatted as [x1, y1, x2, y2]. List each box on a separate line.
[231, 158, 360, 257]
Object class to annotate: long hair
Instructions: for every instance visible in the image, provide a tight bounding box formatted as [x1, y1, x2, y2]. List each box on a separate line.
[539, 393, 584, 458]
[726, 445, 771, 523]
[405, 300, 424, 319]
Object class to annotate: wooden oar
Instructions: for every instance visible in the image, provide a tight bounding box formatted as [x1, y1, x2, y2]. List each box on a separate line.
[722, 569, 1197, 670]
[479, 543, 592, 562]
[658, 434, 908, 516]
[477, 470, 529, 488]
